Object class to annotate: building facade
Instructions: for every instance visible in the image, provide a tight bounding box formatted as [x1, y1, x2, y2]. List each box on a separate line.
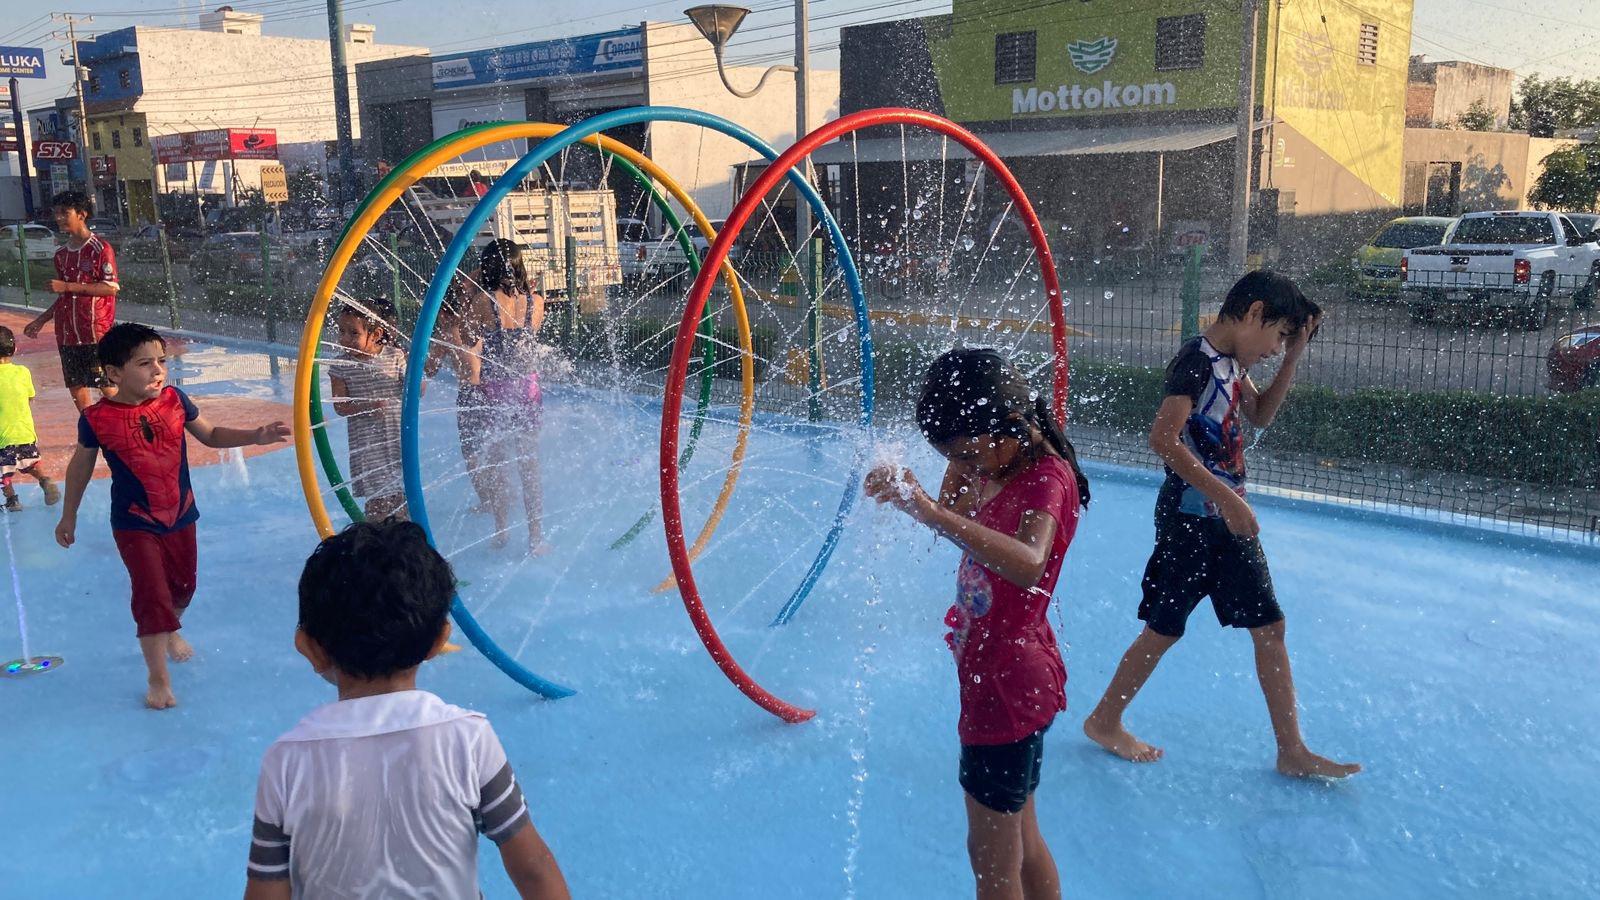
[357, 22, 839, 225]
[1406, 57, 1514, 129]
[71, 8, 423, 224]
[836, 0, 1414, 269]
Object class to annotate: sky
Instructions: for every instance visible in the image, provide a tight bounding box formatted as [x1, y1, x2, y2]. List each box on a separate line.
[3, 0, 1597, 117]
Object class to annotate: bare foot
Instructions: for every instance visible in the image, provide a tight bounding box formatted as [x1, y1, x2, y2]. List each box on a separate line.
[1277, 747, 1361, 779]
[1084, 716, 1164, 763]
[529, 540, 552, 558]
[145, 683, 179, 710]
[42, 480, 62, 506]
[167, 633, 195, 662]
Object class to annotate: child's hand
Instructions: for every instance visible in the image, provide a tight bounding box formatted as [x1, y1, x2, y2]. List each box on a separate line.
[1219, 494, 1260, 538]
[22, 320, 43, 339]
[46, 279, 69, 294]
[864, 464, 932, 519]
[1286, 313, 1322, 360]
[255, 422, 292, 445]
[55, 515, 76, 549]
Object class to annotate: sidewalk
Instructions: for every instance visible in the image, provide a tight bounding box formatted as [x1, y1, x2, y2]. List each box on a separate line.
[0, 285, 297, 350]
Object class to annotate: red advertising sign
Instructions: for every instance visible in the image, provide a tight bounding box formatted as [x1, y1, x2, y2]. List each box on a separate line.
[229, 128, 277, 159]
[91, 155, 117, 186]
[33, 140, 78, 160]
[152, 127, 278, 163]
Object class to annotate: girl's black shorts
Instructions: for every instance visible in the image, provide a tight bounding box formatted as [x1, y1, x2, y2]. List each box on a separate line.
[959, 724, 1050, 814]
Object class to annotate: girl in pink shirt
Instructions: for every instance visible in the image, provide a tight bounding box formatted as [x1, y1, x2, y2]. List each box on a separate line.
[865, 348, 1090, 900]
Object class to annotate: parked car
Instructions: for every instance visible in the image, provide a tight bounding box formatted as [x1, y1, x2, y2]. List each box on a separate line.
[0, 224, 57, 263]
[123, 224, 203, 261]
[1401, 211, 1600, 329]
[1349, 216, 1454, 300]
[1565, 213, 1600, 242]
[189, 232, 290, 285]
[86, 216, 121, 235]
[1548, 323, 1600, 392]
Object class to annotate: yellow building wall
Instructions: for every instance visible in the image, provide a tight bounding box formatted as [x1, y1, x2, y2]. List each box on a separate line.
[1265, 0, 1409, 206]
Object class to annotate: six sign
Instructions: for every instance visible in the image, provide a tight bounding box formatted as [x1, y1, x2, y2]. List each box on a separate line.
[34, 140, 78, 160]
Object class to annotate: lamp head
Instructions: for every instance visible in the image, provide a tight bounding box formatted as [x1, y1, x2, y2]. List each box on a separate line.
[685, 4, 751, 51]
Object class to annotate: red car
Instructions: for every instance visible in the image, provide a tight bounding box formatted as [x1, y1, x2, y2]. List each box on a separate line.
[1548, 323, 1600, 392]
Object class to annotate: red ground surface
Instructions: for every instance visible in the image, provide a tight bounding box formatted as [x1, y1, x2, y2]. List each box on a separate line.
[1, 310, 293, 485]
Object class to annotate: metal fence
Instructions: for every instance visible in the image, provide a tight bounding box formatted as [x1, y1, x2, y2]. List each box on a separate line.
[5, 233, 1596, 538]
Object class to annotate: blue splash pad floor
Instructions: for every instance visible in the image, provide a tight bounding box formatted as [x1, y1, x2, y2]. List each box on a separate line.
[2, 341, 1597, 898]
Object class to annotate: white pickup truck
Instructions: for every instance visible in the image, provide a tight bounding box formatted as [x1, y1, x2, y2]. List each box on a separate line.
[1400, 211, 1600, 329]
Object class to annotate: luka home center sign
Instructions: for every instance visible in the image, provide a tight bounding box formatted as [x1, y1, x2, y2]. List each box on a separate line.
[1012, 37, 1177, 115]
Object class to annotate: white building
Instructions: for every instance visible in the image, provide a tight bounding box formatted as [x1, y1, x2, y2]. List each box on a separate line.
[358, 21, 840, 225]
[74, 7, 424, 224]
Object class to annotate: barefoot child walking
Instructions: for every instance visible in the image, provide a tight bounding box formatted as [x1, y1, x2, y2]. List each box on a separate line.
[865, 348, 1091, 900]
[0, 326, 63, 511]
[54, 324, 289, 709]
[1082, 271, 1360, 778]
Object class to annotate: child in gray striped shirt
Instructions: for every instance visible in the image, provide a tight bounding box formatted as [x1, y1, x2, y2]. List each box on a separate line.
[245, 520, 569, 899]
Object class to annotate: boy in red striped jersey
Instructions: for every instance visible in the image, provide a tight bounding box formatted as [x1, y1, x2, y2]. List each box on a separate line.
[23, 190, 120, 411]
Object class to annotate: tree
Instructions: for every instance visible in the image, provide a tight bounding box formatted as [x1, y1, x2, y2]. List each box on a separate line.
[1453, 99, 1499, 132]
[1529, 144, 1600, 211]
[1512, 75, 1600, 137]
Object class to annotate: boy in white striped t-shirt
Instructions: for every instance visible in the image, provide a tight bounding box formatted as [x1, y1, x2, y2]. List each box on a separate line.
[245, 521, 569, 899]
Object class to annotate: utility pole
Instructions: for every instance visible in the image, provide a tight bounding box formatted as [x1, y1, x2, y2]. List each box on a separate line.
[52, 14, 95, 196]
[794, 0, 812, 255]
[325, 0, 356, 207]
[1229, 0, 1259, 272]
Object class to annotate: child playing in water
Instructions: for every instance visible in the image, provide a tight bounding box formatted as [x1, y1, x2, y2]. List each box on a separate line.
[54, 323, 289, 709]
[469, 239, 547, 553]
[244, 519, 569, 899]
[329, 297, 407, 521]
[1081, 270, 1360, 779]
[0, 325, 62, 511]
[865, 348, 1091, 900]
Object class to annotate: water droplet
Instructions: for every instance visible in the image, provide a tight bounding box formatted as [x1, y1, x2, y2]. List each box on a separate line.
[962, 237, 975, 251]
[912, 208, 925, 221]
[1103, 290, 1114, 300]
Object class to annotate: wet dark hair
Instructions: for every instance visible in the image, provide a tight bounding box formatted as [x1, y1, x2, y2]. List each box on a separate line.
[298, 519, 455, 679]
[98, 322, 165, 368]
[338, 296, 399, 344]
[1218, 270, 1321, 330]
[50, 189, 93, 217]
[0, 325, 14, 359]
[915, 348, 1090, 506]
[478, 238, 530, 295]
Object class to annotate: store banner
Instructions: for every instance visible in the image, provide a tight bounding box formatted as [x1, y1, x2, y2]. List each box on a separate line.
[431, 27, 642, 89]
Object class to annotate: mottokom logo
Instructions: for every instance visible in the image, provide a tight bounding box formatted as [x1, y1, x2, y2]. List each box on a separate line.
[1012, 35, 1177, 116]
[1067, 37, 1117, 74]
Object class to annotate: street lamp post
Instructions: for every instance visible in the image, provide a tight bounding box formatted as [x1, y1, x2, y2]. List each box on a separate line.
[686, 3, 819, 417]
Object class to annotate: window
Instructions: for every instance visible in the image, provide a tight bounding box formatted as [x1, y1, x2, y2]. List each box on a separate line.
[1450, 215, 1555, 246]
[1156, 14, 1207, 70]
[133, 126, 143, 147]
[118, 70, 131, 89]
[111, 129, 122, 149]
[88, 74, 102, 94]
[1358, 23, 1379, 66]
[994, 31, 1037, 84]
[91, 130, 101, 151]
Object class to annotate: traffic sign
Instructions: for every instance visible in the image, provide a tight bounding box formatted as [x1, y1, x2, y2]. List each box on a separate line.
[260, 164, 288, 204]
[34, 140, 77, 160]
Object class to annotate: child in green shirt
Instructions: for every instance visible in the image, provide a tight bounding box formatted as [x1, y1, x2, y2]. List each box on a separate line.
[0, 325, 61, 511]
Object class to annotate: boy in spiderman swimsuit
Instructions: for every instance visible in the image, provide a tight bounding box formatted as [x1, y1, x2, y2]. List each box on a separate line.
[54, 323, 290, 710]
[1083, 271, 1361, 779]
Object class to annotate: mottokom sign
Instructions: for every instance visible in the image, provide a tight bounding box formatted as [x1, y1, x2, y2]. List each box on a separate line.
[1012, 36, 1177, 116]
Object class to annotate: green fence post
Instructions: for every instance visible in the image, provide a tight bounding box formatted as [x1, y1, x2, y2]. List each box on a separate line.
[260, 212, 276, 343]
[158, 226, 180, 329]
[564, 235, 579, 344]
[1181, 245, 1203, 341]
[14, 226, 30, 307]
[389, 231, 403, 328]
[806, 236, 824, 422]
